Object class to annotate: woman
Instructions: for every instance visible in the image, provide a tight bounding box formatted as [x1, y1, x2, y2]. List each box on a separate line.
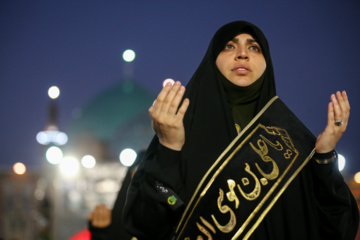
[123, 21, 359, 239]
[88, 151, 144, 240]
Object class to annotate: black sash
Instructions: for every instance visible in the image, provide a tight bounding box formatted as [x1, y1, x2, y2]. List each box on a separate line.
[173, 96, 316, 240]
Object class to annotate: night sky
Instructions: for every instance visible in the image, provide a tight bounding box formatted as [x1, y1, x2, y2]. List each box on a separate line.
[1, 1, 360, 174]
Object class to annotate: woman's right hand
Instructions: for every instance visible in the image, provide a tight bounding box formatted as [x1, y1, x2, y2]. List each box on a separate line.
[149, 81, 190, 151]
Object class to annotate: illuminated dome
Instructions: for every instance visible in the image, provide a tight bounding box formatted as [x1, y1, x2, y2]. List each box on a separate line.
[66, 79, 155, 161]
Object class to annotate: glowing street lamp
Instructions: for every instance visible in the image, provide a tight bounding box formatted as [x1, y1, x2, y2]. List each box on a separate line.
[46, 146, 63, 164]
[36, 127, 68, 146]
[354, 172, 360, 184]
[338, 154, 345, 172]
[48, 86, 60, 99]
[13, 162, 26, 175]
[122, 49, 136, 62]
[81, 155, 96, 168]
[119, 148, 137, 167]
[59, 157, 79, 176]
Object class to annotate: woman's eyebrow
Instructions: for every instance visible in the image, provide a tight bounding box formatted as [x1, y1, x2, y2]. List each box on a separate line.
[247, 38, 258, 44]
[230, 37, 258, 44]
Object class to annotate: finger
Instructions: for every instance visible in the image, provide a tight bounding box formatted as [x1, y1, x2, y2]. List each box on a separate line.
[97, 207, 110, 226]
[176, 98, 190, 118]
[161, 81, 182, 115]
[95, 204, 106, 219]
[336, 91, 348, 114]
[327, 101, 335, 125]
[168, 84, 186, 116]
[342, 91, 350, 110]
[99, 204, 108, 222]
[331, 93, 343, 121]
[93, 207, 100, 222]
[149, 99, 156, 112]
[98, 206, 105, 223]
[333, 91, 351, 127]
[152, 82, 173, 116]
[94, 205, 103, 219]
[340, 91, 350, 120]
[104, 208, 111, 221]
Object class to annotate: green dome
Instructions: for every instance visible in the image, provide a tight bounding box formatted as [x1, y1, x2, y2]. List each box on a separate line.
[67, 79, 155, 143]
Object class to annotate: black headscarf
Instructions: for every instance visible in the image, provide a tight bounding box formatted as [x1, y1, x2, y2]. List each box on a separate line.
[179, 20, 276, 202]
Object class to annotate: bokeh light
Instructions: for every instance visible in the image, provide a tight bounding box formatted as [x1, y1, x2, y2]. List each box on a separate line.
[48, 86, 60, 99]
[354, 172, 360, 184]
[36, 131, 49, 145]
[59, 157, 79, 176]
[13, 162, 26, 175]
[37, 131, 68, 145]
[81, 155, 96, 168]
[338, 154, 345, 171]
[55, 132, 68, 145]
[95, 179, 119, 193]
[162, 78, 175, 87]
[46, 146, 63, 164]
[122, 49, 136, 62]
[119, 148, 137, 167]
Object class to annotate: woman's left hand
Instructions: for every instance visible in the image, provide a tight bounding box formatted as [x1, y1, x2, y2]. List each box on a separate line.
[315, 91, 350, 153]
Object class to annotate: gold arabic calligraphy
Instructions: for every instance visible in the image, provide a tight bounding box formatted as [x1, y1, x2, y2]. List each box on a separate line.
[184, 125, 298, 240]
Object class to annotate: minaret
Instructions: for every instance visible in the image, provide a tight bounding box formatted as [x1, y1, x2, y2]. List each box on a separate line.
[36, 86, 68, 147]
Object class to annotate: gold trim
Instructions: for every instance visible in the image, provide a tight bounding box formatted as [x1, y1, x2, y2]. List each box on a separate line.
[241, 148, 315, 240]
[175, 96, 278, 237]
[175, 96, 313, 239]
[208, 124, 300, 238]
[231, 143, 299, 239]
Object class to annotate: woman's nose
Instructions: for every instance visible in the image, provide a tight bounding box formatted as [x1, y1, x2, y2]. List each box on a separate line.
[236, 48, 248, 60]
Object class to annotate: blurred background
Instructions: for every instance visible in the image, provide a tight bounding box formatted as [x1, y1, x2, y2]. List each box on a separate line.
[1, 1, 360, 239]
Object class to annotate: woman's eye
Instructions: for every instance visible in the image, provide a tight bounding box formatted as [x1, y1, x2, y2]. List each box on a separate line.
[249, 45, 261, 52]
[224, 44, 234, 50]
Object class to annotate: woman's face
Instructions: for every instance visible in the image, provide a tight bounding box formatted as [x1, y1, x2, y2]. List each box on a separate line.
[216, 33, 266, 87]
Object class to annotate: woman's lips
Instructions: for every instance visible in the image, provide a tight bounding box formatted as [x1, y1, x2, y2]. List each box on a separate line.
[232, 65, 250, 74]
